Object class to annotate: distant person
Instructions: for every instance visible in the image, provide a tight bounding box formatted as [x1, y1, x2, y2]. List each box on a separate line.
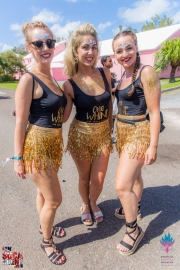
[112, 30, 161, 255]
[63, 23, 112, 225]
[14, 21, 67, 265]
[101, 55, 118, 143]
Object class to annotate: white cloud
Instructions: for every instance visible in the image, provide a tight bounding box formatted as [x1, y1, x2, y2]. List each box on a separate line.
[1, 44, 13, 52]
[97, 22, 113, 33]
[118, 0, 172, 23]
[173, 11, 180, 23]
[10, 23, 22, 31]
[51, 21, 81, 39]
[32, 8, 62, 24]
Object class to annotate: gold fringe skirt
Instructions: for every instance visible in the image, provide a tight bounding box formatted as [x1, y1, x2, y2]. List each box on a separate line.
[66, 118, 112, 163]
[116, 114, 150, 159]
[23, 124, 63, 173]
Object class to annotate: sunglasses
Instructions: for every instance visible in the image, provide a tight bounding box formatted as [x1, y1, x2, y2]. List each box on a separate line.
[29, 39, 56, 50]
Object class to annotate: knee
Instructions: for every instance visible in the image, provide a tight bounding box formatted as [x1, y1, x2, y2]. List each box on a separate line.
[50, 199, 62, 210]
[91, 179, 103, 190]
[79, 177, 90, 187]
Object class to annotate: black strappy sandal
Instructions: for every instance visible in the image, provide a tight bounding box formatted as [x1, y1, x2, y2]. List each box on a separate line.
[39, 225, 66, 238]
[114, 202, 142, 220]
[118, 220, 144, 256]
[41, 236, 66, 265]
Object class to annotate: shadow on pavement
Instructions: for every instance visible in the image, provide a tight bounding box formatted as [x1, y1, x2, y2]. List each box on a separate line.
[141, 184, 180, 245]
[0, 96, 11, 99]
[55, 199, 123, 250]
[55, 185, 180, 251]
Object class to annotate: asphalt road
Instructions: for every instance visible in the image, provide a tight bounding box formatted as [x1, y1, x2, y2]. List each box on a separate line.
[0, 88, 180, 270]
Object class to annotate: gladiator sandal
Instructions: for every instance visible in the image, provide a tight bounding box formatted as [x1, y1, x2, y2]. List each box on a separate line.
[39, 225, 66, 238]
[117, 220, 144, 256]
[41, 236, 66, 265]
[114, 201, 142, 220]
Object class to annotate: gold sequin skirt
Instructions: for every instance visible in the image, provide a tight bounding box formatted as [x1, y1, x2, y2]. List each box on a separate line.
[116, 115, 150, 159]
[66, 118, 112, 163]
[23, 124, 63, 173]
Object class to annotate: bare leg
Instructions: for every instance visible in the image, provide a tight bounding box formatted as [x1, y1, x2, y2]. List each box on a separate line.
[115, 148, 144, 251]
[89, 148, 110, 217]
[36, 188, 45, 215]
[28, 164, 65, 264]
[69, 150, 91, 221]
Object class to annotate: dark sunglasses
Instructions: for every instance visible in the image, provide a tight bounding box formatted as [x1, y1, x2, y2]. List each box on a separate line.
[29, 39, 56, 50]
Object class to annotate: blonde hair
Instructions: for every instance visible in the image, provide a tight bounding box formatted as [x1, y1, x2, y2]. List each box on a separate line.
[112, 30, 140, 96]
[22, 21, 54, 43]
[63, 23, 99, 78]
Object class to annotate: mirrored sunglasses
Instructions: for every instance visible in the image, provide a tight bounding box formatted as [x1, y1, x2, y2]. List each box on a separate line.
[29, 39, 56, 50]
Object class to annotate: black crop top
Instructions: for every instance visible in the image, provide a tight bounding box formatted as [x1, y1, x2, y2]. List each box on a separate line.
[28, 72, 67, 128]
[69, 68, 111, 123]
[115, 66, 147, 116]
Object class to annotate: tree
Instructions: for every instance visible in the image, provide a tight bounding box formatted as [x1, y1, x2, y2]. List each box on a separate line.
[118, 25, 138, 33]
[0, 56, 8, 74]
[155, 38, 180, 82]
[0, 51, 25, 76]
[142, 14, 173, 31]
[12, 45, 27, 56]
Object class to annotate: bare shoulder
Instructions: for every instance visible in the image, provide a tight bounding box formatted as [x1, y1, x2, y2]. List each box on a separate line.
[63, 79, 73, 96]
[18, 73, 33, 87]
[141, 65, 161, 94]
[102, 67, 111, 78]
[141, 66, 159, 81]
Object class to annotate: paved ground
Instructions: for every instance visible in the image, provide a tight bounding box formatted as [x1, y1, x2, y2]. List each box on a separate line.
[0, 88, 180, 270]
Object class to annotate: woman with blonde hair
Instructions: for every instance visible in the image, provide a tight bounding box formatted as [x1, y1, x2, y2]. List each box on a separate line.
[63, 23, 112, 225]
[14, 21, 67, 265]
[112, 30, 161, 255]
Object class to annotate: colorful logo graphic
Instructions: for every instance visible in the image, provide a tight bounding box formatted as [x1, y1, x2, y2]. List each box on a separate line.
[2, 246, 23, 268]
[160, 233, 175, 253]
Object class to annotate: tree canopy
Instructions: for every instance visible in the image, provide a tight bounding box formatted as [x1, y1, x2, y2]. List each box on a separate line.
[155, 38, 180, 82]
[119, 25, 138, 33]
[142, 14, 173, 31]
[0, 50, 25, 76]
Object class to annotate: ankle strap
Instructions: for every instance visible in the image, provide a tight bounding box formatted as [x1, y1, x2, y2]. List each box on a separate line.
[82, 203, 89, 208]
[126, 220, 137, 229]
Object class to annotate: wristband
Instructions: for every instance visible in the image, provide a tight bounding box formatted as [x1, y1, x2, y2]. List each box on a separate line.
[13, 156, 23, 160]
[2, 156, 23, 167]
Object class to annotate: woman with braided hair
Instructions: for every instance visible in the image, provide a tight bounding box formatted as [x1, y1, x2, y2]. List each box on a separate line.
[112, 30, 161, 255]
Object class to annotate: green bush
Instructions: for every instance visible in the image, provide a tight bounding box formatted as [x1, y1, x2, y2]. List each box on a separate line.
[1, 74, 16, 81]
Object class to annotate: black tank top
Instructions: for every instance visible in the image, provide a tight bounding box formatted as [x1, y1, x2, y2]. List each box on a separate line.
[115, 66, 147, 116]
[28, 72, 67, 128]
[69, 68, 111, 123]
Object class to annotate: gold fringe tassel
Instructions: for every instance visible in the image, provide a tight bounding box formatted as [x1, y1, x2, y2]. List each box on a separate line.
[66, 118, 112, 163]
[23, 124, 63, 173]
[116, 119, 150, 159]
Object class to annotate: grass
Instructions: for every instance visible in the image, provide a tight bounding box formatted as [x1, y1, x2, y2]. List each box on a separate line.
[160, 78, 180, 90]
[0, 78, 180, 91]
[0, 81, 18, 90]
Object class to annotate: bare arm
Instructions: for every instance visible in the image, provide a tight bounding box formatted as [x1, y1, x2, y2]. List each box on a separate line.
[62, 80, 74, 123]
[14, 73, 33, 178]
[141, 66, 161, 165]
[103, 67, 113, 130]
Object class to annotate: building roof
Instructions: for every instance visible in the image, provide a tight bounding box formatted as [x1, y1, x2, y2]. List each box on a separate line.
[99, 23, 180, 56]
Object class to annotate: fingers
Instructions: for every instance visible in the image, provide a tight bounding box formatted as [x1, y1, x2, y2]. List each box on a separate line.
[15, 172, 26, 179]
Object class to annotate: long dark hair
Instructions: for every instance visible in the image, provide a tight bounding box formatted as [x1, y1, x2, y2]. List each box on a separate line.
[112, 30, 141, 96]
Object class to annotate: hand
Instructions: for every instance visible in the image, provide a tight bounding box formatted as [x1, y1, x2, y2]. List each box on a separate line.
[14, 160, 26, 179]
[144, 146, 157, 165]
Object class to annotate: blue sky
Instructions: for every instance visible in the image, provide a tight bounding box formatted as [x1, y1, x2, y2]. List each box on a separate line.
[0, 0, 179, 52]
